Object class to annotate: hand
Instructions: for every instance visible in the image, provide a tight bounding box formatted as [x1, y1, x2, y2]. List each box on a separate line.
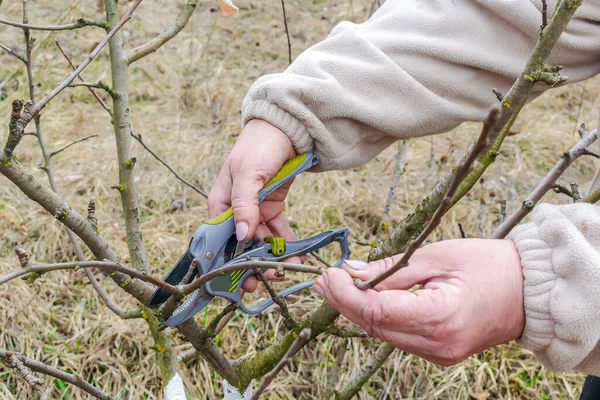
[312, 239, 525, 366]
[208, 119, 299, 291]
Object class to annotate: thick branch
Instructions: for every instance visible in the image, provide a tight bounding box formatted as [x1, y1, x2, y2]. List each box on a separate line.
[0, 349, 115, 399]
[0, 17, 106, 31]
[375, 140, 409, 242]
[333, 343, 395, 400]
[492, 129, 597, 239]
[0, 158, 154, 303]
[105, 0, 148, 273]
[359, 109, 499, 290]
[369, 0, 583, 262]
[124, 0, 198, 64]
[250, 328, 311, 400]
[343, 2, 583, 395]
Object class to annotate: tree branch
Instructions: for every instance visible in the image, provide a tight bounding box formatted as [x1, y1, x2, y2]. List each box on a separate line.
[3, 351, 46, 399]
[342, 2, 583, 394]
[333, 343, 395, 400]
[280, 0, 292, 65]
[131, 132, 208, 198]
[124, 0, 199, 64]
[0, 43, 26, 62]
[256, 270, 297, 328]
[0, 16, 106, 31]
[0, 159, 154, 303]
[105, 0, 148, 273]
[324, 339, 349, 398]
[492, 129, 597, 239]
[48, 134, 98, 158]
[55, 40, 111, 114]
[250, 328, 311, 400]
[358, 109, 499, 290]
[375, 140, 409, 242]
[0, 349, 115, 400]
[368, 0, 582, 262]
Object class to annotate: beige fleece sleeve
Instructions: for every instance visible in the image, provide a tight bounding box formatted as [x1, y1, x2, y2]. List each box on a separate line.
[242, 0, 600, 171]
[509, 203, 600, 376]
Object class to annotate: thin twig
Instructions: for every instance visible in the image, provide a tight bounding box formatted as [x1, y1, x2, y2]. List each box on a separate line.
[29, 0, 143, 115]
[570, 181, 581, 202]
[0, 260, 180, 295]
[0, 43, 26, 62]
[178, 260, 323, 297]
[376, 140, 409, 243]
[48, 134, 98, 158]
[552, 183, 573, 198]
[206, 303, 238, 338]
[0, 16, 105, 30]
[256, 270, 297, 328]
[457, 223, 467, 239]
[358, 109, 500, 290]
[325, 326, 368, 338]
[84, 269, 143, 319]
[498, 200, 507, 225]
[280, 0, 292, 65]
[250, 328, 311, 400]
[493, 129, 597, 239]
[0, 349, 115, 400]
[131, 132, 208, 198]
[4, 352, 46, 399]
[55, 40, 111, 114]
[541, 0, 548, 29]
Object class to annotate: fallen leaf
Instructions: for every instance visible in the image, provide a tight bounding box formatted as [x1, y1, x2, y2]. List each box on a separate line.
[470, 392, 491, 400]
[217, 0, 238, 16]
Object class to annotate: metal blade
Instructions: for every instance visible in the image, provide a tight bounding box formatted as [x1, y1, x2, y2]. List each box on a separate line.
[148, 250, 196, 306]
[233, 240, 245, 259]
[165, 286, 215, 326]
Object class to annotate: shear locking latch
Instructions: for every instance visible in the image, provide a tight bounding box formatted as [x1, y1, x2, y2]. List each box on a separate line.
[264, 236, 286, 256]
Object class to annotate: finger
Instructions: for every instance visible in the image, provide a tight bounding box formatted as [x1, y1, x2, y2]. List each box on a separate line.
[342, 252, 449, 291]
[314, 268, 445, 335]
[207, 164, 233, 218]
[230, 163, 271, 242]
[264, 211, 297, 242]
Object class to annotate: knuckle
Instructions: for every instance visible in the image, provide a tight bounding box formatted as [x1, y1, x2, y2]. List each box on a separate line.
[360, 300, 386, 338]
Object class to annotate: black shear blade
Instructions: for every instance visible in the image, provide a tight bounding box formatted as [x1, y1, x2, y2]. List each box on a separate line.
[148, 250, 196, 306]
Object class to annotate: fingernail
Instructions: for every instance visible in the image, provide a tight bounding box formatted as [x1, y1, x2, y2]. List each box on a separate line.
[344, 260, 370, 270]
[235, 222, 249, 241]
[322, 272, 329, 286]
[312, 284, 325, 297]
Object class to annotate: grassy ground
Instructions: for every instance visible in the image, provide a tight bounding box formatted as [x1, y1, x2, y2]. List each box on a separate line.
[1, 0, 599, 399]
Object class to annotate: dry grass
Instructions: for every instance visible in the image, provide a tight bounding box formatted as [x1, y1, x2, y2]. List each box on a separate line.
[1, 0, 599, 399]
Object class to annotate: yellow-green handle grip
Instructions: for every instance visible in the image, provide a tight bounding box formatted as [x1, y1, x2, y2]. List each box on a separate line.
[205, 152, 319, 225]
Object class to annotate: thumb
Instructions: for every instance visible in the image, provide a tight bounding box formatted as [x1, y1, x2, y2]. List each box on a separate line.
[342, 252, 445, 291]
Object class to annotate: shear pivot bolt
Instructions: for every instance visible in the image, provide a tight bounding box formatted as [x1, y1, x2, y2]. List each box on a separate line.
[206, 251, 214, 260]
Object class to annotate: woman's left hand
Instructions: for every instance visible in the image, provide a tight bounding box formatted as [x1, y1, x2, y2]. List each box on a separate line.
[313, 238, 525, 366]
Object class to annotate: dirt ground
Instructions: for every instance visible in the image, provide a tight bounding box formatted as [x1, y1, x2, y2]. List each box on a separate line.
[1, 0, 600, 399]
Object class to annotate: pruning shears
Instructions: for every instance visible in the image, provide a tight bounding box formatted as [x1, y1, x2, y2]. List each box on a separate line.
[148, 152, 351, 327]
